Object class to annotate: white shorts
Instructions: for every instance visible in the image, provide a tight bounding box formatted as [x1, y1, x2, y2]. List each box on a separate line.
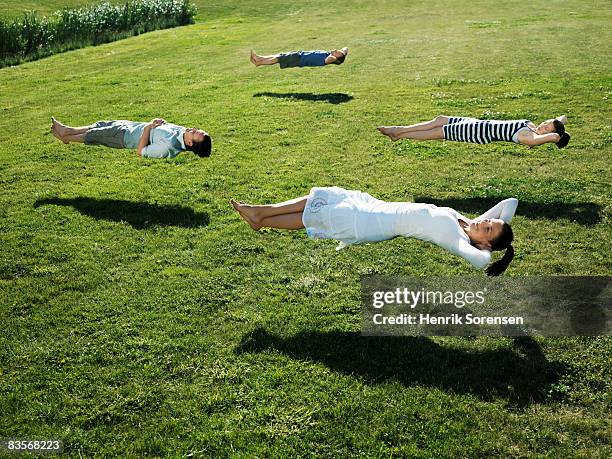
[302, 187, 380, 249]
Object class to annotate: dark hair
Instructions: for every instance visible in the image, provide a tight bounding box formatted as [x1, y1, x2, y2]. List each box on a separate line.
[556, 132, 570, 149]
[553, 119, 565, 135]
[331, 52, 346, 65]
[485, 223, 514, 276]
[552, 120, 570, 149]
[187, 134, 212, 157]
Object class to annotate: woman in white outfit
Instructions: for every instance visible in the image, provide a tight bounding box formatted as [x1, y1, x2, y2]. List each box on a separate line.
[231, 188, 518, 275]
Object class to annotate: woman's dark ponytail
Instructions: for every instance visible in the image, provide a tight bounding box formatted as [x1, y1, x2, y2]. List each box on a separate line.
[485, 245, 514, 276]
[553, 120, 570, 148]
[556, 132, 570, 149]
[485, 223, 514, 276]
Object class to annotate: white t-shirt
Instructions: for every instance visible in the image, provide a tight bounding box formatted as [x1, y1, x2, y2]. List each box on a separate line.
[328, 191, 517, 269]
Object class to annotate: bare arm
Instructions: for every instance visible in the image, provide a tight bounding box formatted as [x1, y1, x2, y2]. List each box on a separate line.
[518, 130, 560, 146]
[478, 198, 519, 223]
[452, 239, 492, 269]
[137, 118, 165, 157]
[324, 54, 338, 64]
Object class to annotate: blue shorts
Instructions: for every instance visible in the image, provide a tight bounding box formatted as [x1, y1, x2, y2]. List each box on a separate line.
[277, 52, 301, 68]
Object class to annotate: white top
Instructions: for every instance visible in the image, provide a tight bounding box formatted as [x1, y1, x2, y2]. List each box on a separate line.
[342, 194, 518, 269]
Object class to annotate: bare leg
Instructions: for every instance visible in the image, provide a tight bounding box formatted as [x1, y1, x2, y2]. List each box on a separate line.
[378, 126, 445, 141]
[232, 197, 306, 219]
[390, 127, 445, 141]
[378, 115, 449, 141]
[231, 197, 307, 230]
[61, 133, 87, 144]
[251, 50, 280, 66]
[258, 213, 305, 230]
[51, 117, 94, 143]
[52, 117, 94, 135]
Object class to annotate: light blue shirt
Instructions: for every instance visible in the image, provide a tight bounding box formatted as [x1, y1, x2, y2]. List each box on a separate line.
[122, 122, 186, 158]
[299, 50, 329, 67]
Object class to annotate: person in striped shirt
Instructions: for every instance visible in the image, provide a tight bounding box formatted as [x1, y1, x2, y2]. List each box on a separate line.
[378, 115, 570, 148]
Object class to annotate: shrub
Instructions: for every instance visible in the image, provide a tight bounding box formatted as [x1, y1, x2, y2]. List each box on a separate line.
[0, 0, 197, 67]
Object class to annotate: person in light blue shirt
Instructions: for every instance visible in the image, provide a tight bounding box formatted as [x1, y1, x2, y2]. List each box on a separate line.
[51, 117, 212, 158]
[250, 47, 349, 68]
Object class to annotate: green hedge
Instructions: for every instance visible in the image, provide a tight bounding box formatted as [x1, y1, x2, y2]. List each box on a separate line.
[0, 0, 197, 67]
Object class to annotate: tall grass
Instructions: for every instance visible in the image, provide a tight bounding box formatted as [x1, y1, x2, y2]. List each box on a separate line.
[0, 0, 196, 67]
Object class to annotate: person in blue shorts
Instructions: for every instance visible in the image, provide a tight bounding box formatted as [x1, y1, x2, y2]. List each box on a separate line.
[250, 47, 349, 68]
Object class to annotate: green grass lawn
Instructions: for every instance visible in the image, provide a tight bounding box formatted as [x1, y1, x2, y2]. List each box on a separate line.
[1, 0, 611, 456]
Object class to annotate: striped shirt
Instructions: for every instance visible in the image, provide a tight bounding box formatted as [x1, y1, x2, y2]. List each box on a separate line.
[443, 117, 530, 144]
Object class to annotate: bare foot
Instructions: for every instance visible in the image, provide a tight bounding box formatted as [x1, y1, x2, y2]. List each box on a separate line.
[377, 126, 401, 141]
[51, 125, 65, 143]
[51, 117, 67, 135]
[51, 118, 69, 144]
[51, 117, 70, 143]
[235, 202, 263, 228]
[250, 50, 258, 66]
[230, 199, 262, 230]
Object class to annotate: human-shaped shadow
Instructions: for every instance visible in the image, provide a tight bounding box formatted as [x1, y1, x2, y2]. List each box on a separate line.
[526, 276, 610, 335]
[253, 92, 353, 105]
[34, 197, 209, 229]
[414, 196, 602, 226]
[236, 328, 565, 406]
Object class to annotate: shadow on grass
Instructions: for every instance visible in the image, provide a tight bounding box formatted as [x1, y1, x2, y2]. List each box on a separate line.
[253, 92, 353, 104]
[414, 196, 602, 226]
[34, 197, 209, 229]
[236, 328, 566, 406]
